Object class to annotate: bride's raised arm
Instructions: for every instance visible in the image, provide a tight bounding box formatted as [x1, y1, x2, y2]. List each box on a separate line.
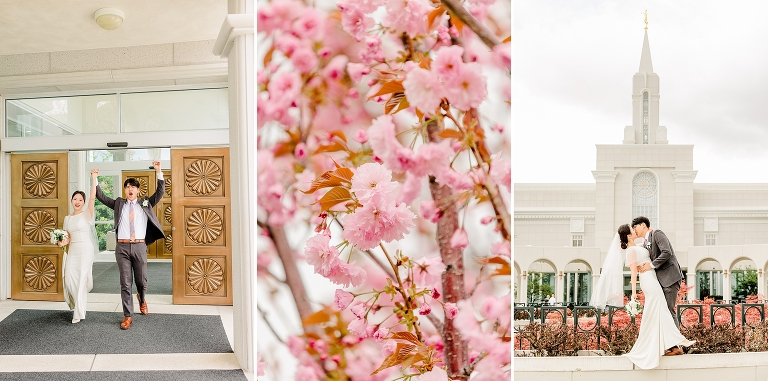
[88, 169, 98, 219]
[627, 247, 639, 300]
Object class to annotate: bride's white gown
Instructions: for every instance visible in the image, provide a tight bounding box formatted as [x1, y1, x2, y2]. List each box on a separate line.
[623, 239, 694, 369]
[63, 212, 94, 320]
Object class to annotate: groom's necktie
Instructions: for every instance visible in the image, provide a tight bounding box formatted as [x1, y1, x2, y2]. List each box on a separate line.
[129, 201, 135, 241]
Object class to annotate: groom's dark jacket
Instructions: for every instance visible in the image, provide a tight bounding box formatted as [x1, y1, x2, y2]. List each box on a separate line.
[95, 179, 165, 245]
[648, 229, 684, 288]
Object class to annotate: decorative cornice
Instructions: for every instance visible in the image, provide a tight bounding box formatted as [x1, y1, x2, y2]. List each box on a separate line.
[671, 170, 698, 182]
[213, 14, 254, 58]
[591, 170, 619, 183]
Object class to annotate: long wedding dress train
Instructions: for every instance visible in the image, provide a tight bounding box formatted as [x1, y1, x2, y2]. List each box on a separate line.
[623, 240, 694, 369]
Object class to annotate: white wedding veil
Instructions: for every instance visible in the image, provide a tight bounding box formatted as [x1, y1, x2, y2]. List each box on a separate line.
[589, 233, 625, 309]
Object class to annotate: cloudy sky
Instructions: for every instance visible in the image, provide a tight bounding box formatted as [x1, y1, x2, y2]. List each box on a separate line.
[514, 0, 768, 183]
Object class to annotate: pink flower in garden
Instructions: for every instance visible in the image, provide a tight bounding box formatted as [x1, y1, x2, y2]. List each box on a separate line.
[433, 45, 465, 82]
[339, 7, 373, 42]
[435, 169, 475, 192]
[419, 200, 442, 223]
[348, 318, 369, 336]
[437, 25, 451, 44]
[274, 34, 303, 56]
[492, 42, 511, 70]
[334, 289, 354, 310]
[383, 0, 430, 37]
[346, 62, 371, 82]
[351, 163, 399, 202]
[431, 287, 441, 299]
[337, 0, 383, 14]
[304, 234, 340, 276]
[342, 195, 416, 250]
[350, 301, 367, 319]
[294, 142, 308, 160]
[445, 302, 458, 319]
[267, 70, 302, 107]
[290, 46, 318, 74]
[353, 128, 369, 144]
[403, 67, 443, 114]
[419, 367, 448, 381]
[395, 172, 422, 205]
[413, 255, 444, 286]
[450, 229, 469, 249]
[373, 326, 389, 342]
[292, 7, 326, 41]
[491, 241, 510, 257]
[257, 353, 267, 376]
[419, 302, 432, 315]
[444, 64, 487, 110]
[492, 123, 504, 133]
[481, 296, 508, 322]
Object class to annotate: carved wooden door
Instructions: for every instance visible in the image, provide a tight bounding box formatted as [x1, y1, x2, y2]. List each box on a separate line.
[11, 153, 68, 301]
[171, 148, 232, 305]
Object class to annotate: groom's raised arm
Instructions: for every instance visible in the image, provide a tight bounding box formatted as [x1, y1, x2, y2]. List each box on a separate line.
[650, 230, 674, 269]
[95, 183, 116, 210]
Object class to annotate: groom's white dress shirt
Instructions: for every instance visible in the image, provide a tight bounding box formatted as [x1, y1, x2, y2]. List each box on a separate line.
[117, 172, 163, 241]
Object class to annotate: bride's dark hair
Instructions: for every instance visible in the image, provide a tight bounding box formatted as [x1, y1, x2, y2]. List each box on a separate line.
[618, 224, 631, 250]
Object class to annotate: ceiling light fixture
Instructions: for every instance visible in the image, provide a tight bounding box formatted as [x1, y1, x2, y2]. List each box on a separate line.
[94, 8, 125, 30]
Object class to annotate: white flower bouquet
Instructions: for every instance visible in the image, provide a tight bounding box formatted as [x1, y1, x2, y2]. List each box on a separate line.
[50, 229, 68, 250]
[625, 298, 643, 317]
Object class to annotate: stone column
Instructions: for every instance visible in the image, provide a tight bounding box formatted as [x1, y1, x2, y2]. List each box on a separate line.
[723, 271, 731, 302]
[214, 1, 254, 375]
[520, 272, 528, 303]
[592, 170, 619, 254]
[759, 270, 765, 301]
[686, 271, 696, 301]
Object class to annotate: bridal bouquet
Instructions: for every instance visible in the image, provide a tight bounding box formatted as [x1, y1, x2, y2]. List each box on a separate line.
[625, 298, 643, 317]
[50, 229, 68, 250]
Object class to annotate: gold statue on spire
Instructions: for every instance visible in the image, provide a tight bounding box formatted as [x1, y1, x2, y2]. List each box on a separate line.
[643, 10, 648, 30]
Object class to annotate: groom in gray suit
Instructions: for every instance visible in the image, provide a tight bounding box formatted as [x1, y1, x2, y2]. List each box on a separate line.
[634, 216, 685, 355]
[94, 161, 165, 329]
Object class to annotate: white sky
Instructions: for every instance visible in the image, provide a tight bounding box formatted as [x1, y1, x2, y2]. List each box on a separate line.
[514, 0, 768, 183]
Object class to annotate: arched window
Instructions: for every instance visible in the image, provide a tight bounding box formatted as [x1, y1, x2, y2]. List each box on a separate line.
[642, 92, 649, 144]
[632, 171, 658, 228]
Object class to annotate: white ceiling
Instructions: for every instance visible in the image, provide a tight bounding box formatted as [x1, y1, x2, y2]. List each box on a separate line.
[0, 0, 228, 55]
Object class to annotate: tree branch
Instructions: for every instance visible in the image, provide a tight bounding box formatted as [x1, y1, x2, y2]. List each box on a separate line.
[258, 305, 285, 344]
[426, 119, 469, 381]
[440, 0, 501, 49]
[265, 223, 314, 321]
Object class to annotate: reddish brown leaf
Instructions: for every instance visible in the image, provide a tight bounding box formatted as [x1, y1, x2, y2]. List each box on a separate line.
[415, 109, 424, 121]
[503, 35, 512, 43]
[273, 142, 296, 157]
[450, 13, 465, 32]
[314, 142, 348, 154]
[263, 45, 275, 67]
[476, 256, 510, 266]
[369, 80, 405, 99]
[301, 171, 341, 194]
[390, 331, 421, 344]
[302, 309, 331, 326]
[371, 343, 417, 375]
[394, 95, 411, 113]
[438, 129, 464, 140]
[385, 93, 405, 115]
[329, 130, 348, 142]
[492, 264, 512, 276]
[332, 168, 354, 183]
[316, 187, 352, 212]
[427, 5, 447, 30]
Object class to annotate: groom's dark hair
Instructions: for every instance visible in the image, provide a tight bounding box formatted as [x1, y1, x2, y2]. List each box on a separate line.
[632, 216, 651, 228]
[123, 178, 140, 188]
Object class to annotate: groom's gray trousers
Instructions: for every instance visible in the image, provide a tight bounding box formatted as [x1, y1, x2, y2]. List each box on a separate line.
[662, 281, 681, 327]
[115, 242, 148, 317]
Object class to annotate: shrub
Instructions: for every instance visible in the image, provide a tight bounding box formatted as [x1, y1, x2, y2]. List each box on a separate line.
[681, 323, 744, 354]
[516, 322, 587, 357]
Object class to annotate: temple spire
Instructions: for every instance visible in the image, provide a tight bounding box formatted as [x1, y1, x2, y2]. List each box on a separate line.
[638, 29, 654, 74]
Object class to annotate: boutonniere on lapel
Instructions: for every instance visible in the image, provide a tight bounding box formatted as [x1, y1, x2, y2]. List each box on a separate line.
[645, 239, 651, 250]
[142, 199, 149, 207]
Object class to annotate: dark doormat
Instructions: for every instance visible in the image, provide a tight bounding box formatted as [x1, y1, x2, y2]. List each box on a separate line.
[0, 310, 233, 355]
[91, 262, 172, 295]
[0, 370, 248, 381]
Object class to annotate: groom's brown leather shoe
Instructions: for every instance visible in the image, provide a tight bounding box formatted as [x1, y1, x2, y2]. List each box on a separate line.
[137, 294, 148, 315]
[663, 347, 683, 356]
[120, 317, 133, 330]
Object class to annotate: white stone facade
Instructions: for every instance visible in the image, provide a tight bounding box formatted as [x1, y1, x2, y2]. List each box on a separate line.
[514, 31, 768, 304]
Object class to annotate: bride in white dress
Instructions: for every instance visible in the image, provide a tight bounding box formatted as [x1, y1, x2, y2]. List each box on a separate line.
[591, 224, 694, 369]
[57, 169, 99, 324]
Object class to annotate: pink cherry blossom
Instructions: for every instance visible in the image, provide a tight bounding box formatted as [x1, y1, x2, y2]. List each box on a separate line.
[480, 216, 494, 225]
[294, 142, 308, 160]
[481, 296, 509, 322]
[419, 367, 448, 381]
[359, 36, 385, 64]
[295, 365, 321, 381]
[419, 200, 442, 223]
[491, 241, 510, 257]
[342, 193, 416, 250]
[286, 336, 305, 357]
[347, 62, 371, 82]
[337, 0, 383, 14]
[444, 302, 458, 319]
[373, 326, 389, 342]
[419, 302, 432, 315]
[450, 229, 469, 249]
[433, 45, 465, 82]
[257, 353, 267, 376]
[383, 0, 431, 37]
[382, 339, 397, 356]
[348, 318, 369, 336]
[353, 128, 369, 143]
[256, 0, 303, 34]
[351, 163, 399, 202]
[490, 152, 511, 192]
[323, 55, 349, 81]
[444, 64, 487, 110]
[431, 287, 441, 299]
[437, 25, 451, 45]
[292, 7, 326, 41]
[414, 141, 453, 176]
[350, 301, 368, 319]
[267, 70, 302, 108]
[395, 172, 422, 205]
[492, 42, 511, 70]
[304, 234, 340, 276]
[339, 7, 373, 42]
[403, 67, 443, 114]
[413, 255, 444, 286]
[334, 289, 355, 310]
[274, 34, 303, 56]
[330, 261, 367, 288]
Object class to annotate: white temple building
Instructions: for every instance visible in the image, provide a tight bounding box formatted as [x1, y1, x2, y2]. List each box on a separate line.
[514, 30, 768, 305]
